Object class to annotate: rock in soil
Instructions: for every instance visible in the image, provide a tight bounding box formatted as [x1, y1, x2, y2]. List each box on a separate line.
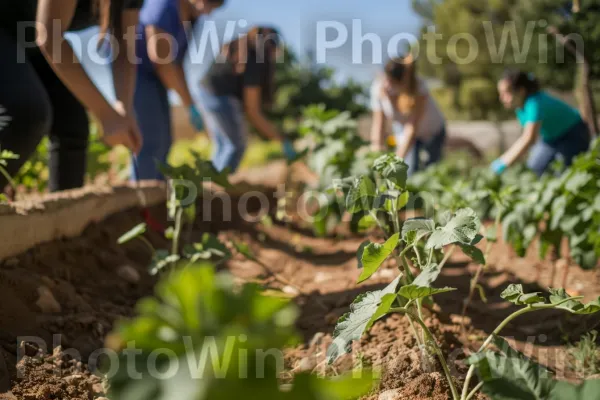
[117, 264, 141, 284]
[35, 286, 61, 314]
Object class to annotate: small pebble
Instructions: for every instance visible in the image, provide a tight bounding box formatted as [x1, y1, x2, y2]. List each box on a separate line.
[35, 286, 61, 314]
[117, 265, 140, 284]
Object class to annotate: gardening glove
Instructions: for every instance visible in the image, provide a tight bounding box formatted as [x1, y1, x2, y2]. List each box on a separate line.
[189, 104, 204, 132]
[282, 139, 297, 160]
[490, 158, 507, 175]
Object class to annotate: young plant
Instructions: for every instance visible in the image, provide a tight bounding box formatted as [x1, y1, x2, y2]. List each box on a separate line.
[568, 330, 600, 379]
[293, 104, 379, 236]
[117, 151, 233, 275]
[0, 149, 19, 202]
[104, 263, 377, 400]
[464, 284, 600, 400]
[326, 154, 487, 400]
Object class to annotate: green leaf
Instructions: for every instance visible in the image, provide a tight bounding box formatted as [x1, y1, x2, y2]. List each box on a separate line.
[550, 196, 568, 230]
[0, 193, 7, 203]
[149, 250, 180, 275]
[548, 289, 600, 315]
[468, 335, 555, 400]
[117, 223, 147, 244]
[287, 371, 378, 400]
[183, 233, 231, 264]
[460, 244, 486, 265]
[401, 218, 435, 241]
[346, 176, 376, 213]
[565, 172, 592, 193]
[326, 276, 401, 364]
[412, 263, 442, 287]
[550, 379, 600, 399]
[500, 284, 544, 306]
[232, 240, 257, 262]
[372, 153, 408, 189]
[426, 208, 481, 249]
[356, 233, 400, 283]
[486, 225, 498, 243]
[397, 285, 456, 300]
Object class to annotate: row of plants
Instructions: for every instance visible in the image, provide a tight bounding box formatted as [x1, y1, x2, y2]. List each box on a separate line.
[322, 152, 600, 399]
[104, 102, 600, 399]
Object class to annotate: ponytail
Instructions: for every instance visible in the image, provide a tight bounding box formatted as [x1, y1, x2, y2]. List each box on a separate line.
[384, 54, 418, 114]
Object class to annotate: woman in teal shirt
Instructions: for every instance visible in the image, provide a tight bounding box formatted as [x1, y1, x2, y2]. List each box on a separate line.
[492, 69, 590, 176]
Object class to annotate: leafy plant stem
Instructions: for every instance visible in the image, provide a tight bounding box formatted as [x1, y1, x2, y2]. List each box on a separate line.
[459, 296, 584, 399]
[369, 210, 389, 238]
[389, 307, 460, 400]
[439, 245, 457, 270]
[138, 236, 156, 255]
[416, 299, 426, 345]
[427, 247, 434, 268]
[464, 382, 483, 400]
[0, 166, 17, 197]
[399, 254, 415, 283]
[171, 207, 184, 263]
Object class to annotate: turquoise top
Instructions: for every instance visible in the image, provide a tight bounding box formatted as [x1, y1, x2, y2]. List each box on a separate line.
[516, 91, 582, 142]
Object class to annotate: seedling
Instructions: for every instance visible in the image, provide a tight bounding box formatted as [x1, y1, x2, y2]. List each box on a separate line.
[0, 149, 19, 201]
[117, 152, 233, 275]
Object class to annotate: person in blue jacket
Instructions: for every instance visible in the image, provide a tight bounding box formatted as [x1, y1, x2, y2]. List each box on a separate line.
[131, 0, 225, 181]
[492, 69, 591, 176]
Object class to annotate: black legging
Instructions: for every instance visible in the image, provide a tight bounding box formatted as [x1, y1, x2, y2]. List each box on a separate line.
[0, 30, 89, 192]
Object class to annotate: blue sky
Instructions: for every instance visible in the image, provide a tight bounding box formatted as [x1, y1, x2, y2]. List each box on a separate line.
[69, 0, 423, 104]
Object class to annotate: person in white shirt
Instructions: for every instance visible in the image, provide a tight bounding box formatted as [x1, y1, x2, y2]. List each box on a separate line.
[370, 55, 447, 175]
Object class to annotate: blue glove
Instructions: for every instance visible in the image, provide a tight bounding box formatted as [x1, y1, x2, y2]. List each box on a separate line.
[282, 139, 297, 160]
[490, 159, 507, 175]
[189, 104, 204, 131]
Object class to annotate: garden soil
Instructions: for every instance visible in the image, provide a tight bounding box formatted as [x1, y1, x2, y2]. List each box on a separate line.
[1, 162, 599, 399]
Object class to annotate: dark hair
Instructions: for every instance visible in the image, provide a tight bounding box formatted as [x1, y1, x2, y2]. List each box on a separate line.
[501, 69, 540, 98]
[95, 0, 127, 43]
[222, 25, 282, 107]
[384, 54, 417, 113]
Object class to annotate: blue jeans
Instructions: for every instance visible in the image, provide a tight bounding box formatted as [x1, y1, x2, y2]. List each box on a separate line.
[130, 70, 172, 181]
[394, 124, 447, 176]
[196, 87, 247, 172]
[527, 119, 590, 176]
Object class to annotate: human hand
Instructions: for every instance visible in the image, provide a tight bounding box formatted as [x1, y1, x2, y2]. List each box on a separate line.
[490, 158, 507, 175]
[282, 139, 297, 160]
[101, 112, 142, 154]
[189, 104, 204, 131]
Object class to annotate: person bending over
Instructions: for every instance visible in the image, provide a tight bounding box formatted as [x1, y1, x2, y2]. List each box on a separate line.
[0, 0, 143, 196]
[131, 0, 225, 181]
[370, 54, 447, 176]
[196, 26, 296, 172]
[492, 69, 590, 176]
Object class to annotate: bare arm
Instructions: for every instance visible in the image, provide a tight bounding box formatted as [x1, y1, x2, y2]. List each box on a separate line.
[499, 122, 540, 166]
[396, 94, 426, 159]
[146, 25, 194, 107]
[370, 110, 385, 151]
[113, 10, 140, 113]
[243, 86, 283, 141]
[36, 0, 140, 151]
[36, 0, 120, 122]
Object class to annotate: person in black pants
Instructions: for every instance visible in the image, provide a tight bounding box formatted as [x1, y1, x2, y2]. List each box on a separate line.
[0, 0, 144, 195]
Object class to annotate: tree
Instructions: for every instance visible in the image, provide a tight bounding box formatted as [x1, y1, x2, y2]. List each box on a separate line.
[515, 0, 600, 136]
